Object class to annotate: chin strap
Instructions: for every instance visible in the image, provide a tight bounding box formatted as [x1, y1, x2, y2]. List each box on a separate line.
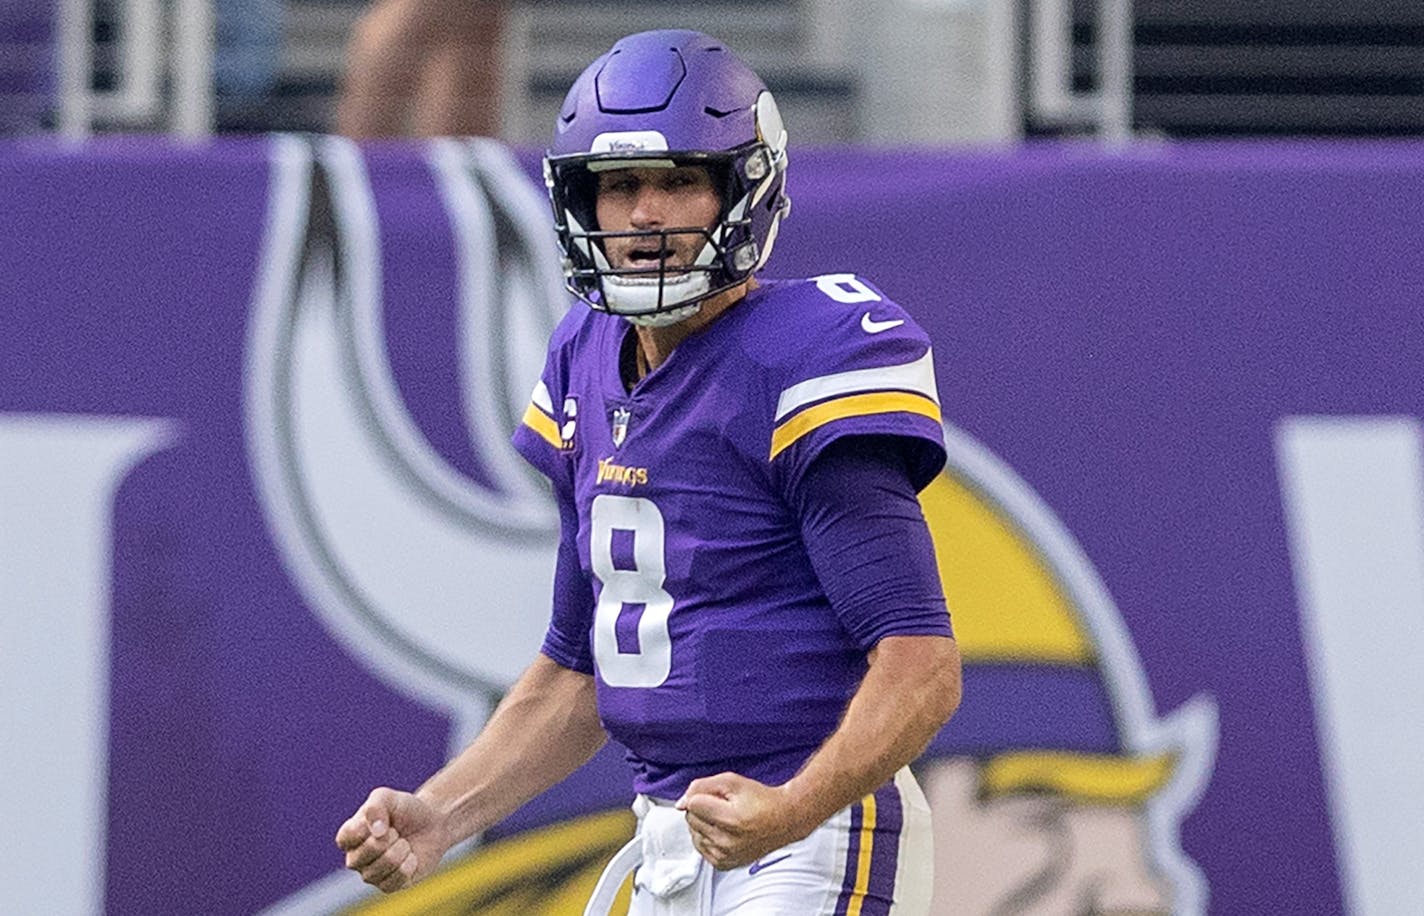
[603, 268, 711, 325]
[623, 302, 702, 327]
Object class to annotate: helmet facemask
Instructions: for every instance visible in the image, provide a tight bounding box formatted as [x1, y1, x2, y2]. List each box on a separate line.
[547, 131, 788, 324]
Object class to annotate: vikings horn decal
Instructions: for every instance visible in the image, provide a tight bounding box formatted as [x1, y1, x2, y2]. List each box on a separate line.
[245, 136, 567, 738]
[428, 139, 572, 500]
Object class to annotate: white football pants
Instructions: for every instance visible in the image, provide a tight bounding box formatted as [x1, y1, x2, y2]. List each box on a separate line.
[589, 767, 932, 916]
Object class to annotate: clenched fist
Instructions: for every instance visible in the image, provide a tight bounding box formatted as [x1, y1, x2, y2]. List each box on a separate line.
[677, 772, 813, 871]
[335, 787, 451, 893]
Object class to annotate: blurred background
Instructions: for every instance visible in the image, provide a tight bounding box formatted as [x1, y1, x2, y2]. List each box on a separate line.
[4, 0, 1423, 144]
[3, 3, 1424, 916]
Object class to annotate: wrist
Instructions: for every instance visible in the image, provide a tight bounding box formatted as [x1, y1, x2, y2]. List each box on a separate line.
[413, 785, 467, 852]
[774, 777, 831, 841]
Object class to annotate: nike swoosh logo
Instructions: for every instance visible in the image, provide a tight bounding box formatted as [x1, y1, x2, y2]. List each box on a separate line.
[748, 853, 792, 876]
[861, 313, 905, 334]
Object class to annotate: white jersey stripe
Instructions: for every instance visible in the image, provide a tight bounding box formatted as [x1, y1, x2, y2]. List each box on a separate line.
[774, 350, 939, 422]
[531, 378, 555, 415]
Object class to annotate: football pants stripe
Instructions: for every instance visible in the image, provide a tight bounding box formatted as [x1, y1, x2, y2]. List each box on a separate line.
[862, 780, 903, 915]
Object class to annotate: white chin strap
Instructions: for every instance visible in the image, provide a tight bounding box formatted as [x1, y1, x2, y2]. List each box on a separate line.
[605, 272, 709, 327]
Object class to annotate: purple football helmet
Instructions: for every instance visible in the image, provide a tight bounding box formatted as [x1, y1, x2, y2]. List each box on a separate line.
[544, 30, 791, 325]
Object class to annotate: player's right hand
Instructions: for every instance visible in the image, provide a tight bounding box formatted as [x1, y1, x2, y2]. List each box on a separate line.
[335, 787, 448, 893]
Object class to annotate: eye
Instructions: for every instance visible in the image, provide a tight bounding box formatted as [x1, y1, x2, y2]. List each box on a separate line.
[665, 169, 708, 191]
[600, 175, 639, 195]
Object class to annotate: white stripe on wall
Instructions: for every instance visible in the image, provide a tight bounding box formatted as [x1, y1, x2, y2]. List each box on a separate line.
[1277, 416, 1424, 916]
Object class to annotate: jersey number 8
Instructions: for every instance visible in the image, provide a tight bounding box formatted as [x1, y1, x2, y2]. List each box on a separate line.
[590, 494, 675, 687]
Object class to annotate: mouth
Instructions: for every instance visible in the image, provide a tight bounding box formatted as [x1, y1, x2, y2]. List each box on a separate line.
[625, 245, 680, 270]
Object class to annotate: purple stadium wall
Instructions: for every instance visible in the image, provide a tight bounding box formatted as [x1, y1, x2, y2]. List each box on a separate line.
[3, 135, 1422, 915]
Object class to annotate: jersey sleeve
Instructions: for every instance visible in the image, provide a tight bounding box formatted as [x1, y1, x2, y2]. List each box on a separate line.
[791, 437, 953, 650]
[511, 374, 572, 484]
[512, 310, 595, 673]
[512, 309, 582, 487]
[539, 481, 595, 674]
[768, 278, 947, 495]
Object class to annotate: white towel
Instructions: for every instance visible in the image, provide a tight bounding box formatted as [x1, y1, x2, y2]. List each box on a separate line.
[635, 801, 705, 898]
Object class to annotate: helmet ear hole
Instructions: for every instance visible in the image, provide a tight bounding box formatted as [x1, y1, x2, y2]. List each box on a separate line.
[745, 150, 769, 181]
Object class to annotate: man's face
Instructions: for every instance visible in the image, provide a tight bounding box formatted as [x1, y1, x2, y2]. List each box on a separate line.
[593, 165, 721, 272]
[923, 758, 1172, 915]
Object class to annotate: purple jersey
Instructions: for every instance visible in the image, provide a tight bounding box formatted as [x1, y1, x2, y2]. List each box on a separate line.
[512, 275, 948, 798]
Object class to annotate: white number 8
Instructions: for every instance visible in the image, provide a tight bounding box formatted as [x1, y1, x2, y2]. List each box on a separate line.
[814, 273, 881, 304]
[590, 494, 675, 687]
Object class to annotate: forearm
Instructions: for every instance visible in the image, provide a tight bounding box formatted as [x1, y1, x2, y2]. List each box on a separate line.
[415, 653, 606, 846]
[781, 635, 961, 836]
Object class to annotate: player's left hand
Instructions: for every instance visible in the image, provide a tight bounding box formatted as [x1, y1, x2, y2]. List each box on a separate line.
[676, 772, 810, 870]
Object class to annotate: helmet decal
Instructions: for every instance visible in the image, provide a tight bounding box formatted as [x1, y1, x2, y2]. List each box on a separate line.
[588, 130, 670, 157]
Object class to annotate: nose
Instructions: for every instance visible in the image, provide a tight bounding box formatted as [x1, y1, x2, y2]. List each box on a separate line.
[628, 184, 667, 230]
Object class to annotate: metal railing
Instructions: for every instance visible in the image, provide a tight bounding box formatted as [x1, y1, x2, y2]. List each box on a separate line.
[56, 0, 214, 140]
[1030, 0, 1135, 142]
[47, 0, 1131, 144]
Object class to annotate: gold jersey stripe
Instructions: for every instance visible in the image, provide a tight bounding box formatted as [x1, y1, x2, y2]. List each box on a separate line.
[521, 403, 562, 449]
[770, 391, 942, 460]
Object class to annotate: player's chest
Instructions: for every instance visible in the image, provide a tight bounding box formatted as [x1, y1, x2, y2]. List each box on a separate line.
[564, 390, 734, 500]
[565, 393, 785, 586]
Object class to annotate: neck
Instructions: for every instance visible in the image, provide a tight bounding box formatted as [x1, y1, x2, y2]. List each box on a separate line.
[634, 279, 755, 373]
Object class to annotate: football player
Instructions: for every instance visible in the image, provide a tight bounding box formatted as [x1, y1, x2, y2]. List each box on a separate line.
[337, 29, 962, 915]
